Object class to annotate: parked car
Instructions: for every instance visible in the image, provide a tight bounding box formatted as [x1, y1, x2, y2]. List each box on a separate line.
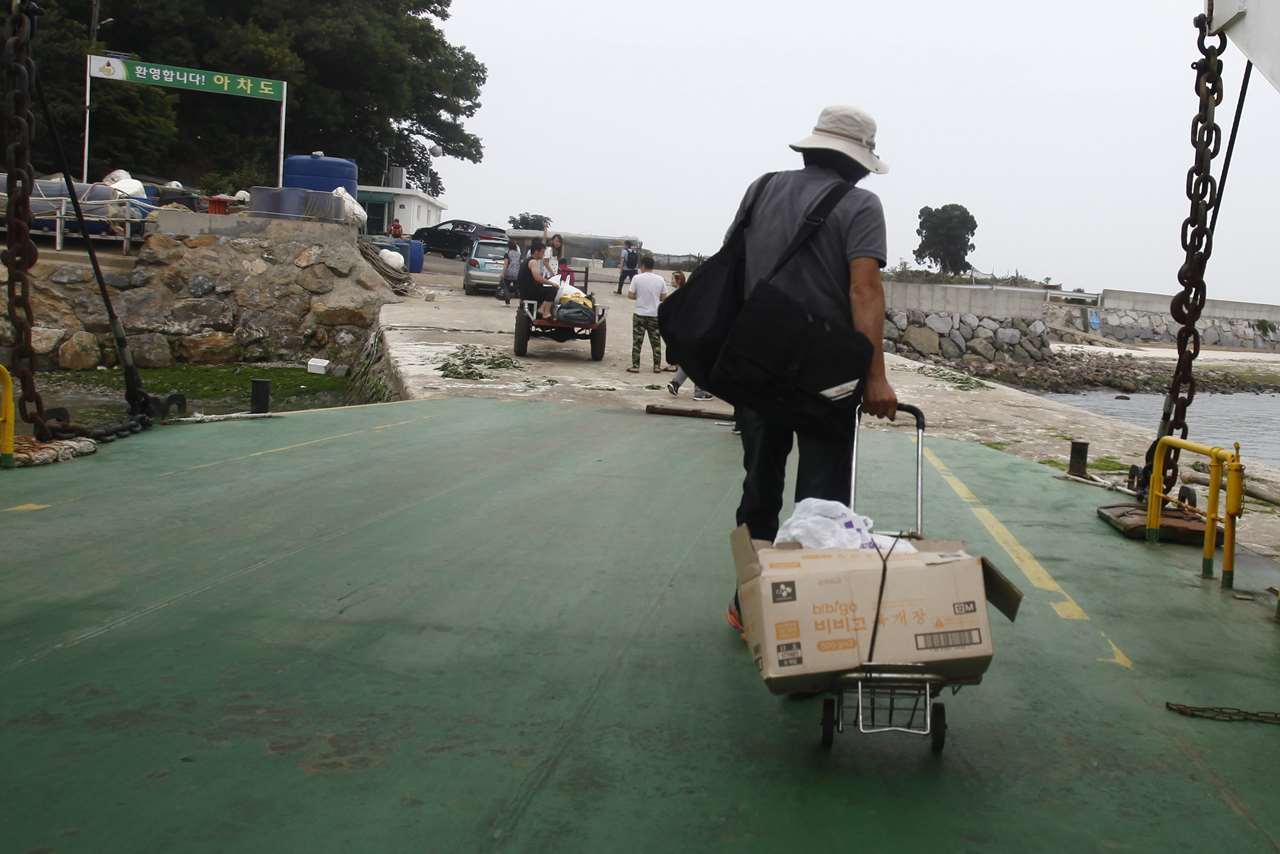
[463, 239, 511, 295]
[412, 220, 506, 259]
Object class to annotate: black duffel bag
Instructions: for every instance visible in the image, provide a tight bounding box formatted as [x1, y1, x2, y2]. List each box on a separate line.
[658, 173, 776, 387]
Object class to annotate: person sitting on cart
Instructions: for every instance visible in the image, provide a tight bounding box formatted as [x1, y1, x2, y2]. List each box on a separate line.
[517, 239, 560, 319]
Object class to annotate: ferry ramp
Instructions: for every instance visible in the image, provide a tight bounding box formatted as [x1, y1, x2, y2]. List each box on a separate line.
[2, 397, 1278, 853]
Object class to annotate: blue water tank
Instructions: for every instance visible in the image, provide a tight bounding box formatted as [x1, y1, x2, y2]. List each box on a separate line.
[407, 239, 424, 274]
[282, 153, 358, 196]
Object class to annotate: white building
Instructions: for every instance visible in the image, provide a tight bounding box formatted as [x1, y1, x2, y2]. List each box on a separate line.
[357, 169, 447, 236]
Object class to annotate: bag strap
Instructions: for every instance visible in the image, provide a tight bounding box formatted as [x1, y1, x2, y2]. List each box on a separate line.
[763, 180, 855, 282]
[726, 172, 778, 243]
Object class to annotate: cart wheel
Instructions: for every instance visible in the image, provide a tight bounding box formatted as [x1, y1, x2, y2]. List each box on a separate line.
[514, 309, 531, 357]
[930, 702, 947, 755]
[590, 321, 607, 361]
[820, 698, 836, 750]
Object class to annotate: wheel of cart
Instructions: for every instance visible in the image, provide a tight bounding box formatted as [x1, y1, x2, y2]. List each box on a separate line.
[816, 402, 971, 755]
[513, 299, 607, 361]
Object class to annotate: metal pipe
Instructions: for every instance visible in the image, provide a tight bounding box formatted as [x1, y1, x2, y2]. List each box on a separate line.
[1204, 456, 1221, 577]
[1, 364, 14, 469]
[1147, 436, 1243, 588]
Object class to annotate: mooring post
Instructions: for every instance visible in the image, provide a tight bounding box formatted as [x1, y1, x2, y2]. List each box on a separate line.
[250, 379, 271, 415]
[1068, 441, 1089, 479]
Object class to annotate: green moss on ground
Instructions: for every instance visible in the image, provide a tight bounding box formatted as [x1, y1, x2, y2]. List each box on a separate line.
[72, 365, 346, 399]
[983, 441, 1011, 451]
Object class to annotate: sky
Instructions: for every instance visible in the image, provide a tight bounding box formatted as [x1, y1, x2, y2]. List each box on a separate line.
[435, 0, 1280, 303]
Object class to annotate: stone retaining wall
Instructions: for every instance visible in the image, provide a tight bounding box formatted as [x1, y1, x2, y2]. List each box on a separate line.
[1045, 303, 1280, 350]
[883, 310, 1052, 365]
[1, 222, 398, 371]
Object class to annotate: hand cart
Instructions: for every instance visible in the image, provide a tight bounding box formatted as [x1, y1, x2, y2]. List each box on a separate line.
[817, 402, 975, 754]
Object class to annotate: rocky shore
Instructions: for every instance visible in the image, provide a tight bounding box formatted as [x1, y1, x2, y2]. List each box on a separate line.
[928, 349, 1280, 394]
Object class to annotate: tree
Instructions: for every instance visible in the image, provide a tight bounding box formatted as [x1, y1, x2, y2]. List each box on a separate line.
[913, 204, 977, 276]
[29, 1, 486, 194]
[507, 213, 552, 230]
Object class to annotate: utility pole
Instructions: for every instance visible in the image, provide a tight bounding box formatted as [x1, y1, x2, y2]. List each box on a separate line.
[89, 0, 101, 43]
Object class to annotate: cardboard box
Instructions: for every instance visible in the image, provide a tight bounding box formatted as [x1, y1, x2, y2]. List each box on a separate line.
[730, 526, 1022, 694]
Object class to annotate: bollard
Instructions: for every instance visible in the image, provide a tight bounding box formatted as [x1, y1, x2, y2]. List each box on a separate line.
[1068, 441, 1089, 478]
[250, 379, 271, 414]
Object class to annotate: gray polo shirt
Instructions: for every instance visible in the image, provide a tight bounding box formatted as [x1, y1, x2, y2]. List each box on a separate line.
[727, 165, 887, 325]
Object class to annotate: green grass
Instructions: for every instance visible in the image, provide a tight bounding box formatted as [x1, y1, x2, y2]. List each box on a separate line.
[982, 441, 1011, 451]
[1091, 456, 1132, 473]
[72, 365, 347, 399]
[1038, 458, 1069, 471]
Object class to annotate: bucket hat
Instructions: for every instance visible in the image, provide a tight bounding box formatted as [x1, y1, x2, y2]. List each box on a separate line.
[790, 105, 888, 175]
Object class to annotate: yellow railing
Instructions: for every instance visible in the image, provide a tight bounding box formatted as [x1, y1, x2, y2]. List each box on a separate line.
[0, 364, 13, 469]
[1146, 437, 1243, 588]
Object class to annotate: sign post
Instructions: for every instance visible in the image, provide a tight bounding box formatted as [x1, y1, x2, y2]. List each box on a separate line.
[84, 55, 288, 186]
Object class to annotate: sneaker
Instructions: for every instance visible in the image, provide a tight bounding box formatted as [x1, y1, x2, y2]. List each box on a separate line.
[725, 599, 745, 638]
[692, 390, 713, 402]
[667, 381, 680, 397]
[731, 425, 742, 435]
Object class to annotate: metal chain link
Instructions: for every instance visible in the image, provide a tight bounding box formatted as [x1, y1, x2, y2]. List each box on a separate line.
[2, 1, 56, 441]
[1166, 702, 1280, 724]
[1146, 14, 1225, 499]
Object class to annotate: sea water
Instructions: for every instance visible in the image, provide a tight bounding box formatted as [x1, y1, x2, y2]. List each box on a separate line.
[1043, 391, 1280, 469]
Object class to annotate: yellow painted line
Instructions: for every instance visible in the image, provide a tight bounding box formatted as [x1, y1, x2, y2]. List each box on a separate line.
[4, 503, 49, 513]
[159, 416, 431, 477]
[923, 446, 1089, 621]
[1099, 635, 1134, 669]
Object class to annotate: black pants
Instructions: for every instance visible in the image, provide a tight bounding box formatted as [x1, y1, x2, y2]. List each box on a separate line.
[735, 407, 854, 542]
[616, 269, 636, 293]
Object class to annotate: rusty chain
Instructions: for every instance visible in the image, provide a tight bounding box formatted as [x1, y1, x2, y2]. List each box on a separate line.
[2, 0, 57, 441]
[1145, 13, 1225, 500]
[1166, 702, 1280, 725]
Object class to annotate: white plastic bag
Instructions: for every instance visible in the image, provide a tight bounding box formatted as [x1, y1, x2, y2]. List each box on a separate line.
[332, 186, 367, 228]
[379, 248, 405, 271]
[556, 281, 585, 303]
[775, 499, 874, 549]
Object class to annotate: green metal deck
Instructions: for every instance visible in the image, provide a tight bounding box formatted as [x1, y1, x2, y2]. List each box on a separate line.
[2, 398, 1278, 852]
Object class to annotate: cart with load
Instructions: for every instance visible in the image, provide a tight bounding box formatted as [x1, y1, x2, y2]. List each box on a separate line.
[514, 287, 607, 361]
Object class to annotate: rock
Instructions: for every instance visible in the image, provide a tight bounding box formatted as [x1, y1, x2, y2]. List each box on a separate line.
[996, 327, 1022, 346]
[974, 326, 995, 340]
[104, 272, 134, 290]
[187, 274, 217, 297]
[979, 317, 1001, 331]
[31, 287, 84, 332]
[50, 265, 92, 284]
[1115, 394, 1131, 400]
[57, 330, 100, 369]
[0, 318, 11, 346]
[961, 354, 987, 370]
[957, 322, 973, 341]
[294, 245, 324, 268]
[1020, 340, 1044, 361]
[176, 331, 240, 364]
[1029, 319, 1047, 336]
[129, 332, 173, 367]
[322, 243, 360, 277]
[1202, 326, 1220, 345]
[940, 336, 963, 359]
[184, 234, 219, 249]
[246, 258, 270, 277]
[137, 234, 186, 266]
[1009, 346, 1031, 364]
[891, 311, 909, 331]
[307, 285, 381, 327]
[947, 330, 966, 353]
[902, 325, 941, 356]
[968, 338, 996, 361]
[924, 314, 953, 335]
[119, 287, 175, 334]
[170, 298, 235, 333]
[883, 318, 901, 341]
[883, 340, 896, 354]
[961, 313, 980, 329]
[1013, 318, 1030, 335]
[906, 309, 926, 326]
[30, 326, 69, 355]
[298, 264, 336, 295]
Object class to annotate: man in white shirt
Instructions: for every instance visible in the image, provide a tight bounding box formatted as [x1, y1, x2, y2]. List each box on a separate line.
[625, 255, 669, 373]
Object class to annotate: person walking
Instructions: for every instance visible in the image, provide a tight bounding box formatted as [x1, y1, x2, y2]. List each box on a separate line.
[723, 104, 897, 633]
[498, 238, 521, 304]
[665, 271, 715, 400]
[616, 240, 639, 293]
[625, 255, 668, 373]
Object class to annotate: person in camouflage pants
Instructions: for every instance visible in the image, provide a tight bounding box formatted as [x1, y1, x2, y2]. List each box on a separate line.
[625, 255, 669, 373]
[632, 316, 662, 370]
